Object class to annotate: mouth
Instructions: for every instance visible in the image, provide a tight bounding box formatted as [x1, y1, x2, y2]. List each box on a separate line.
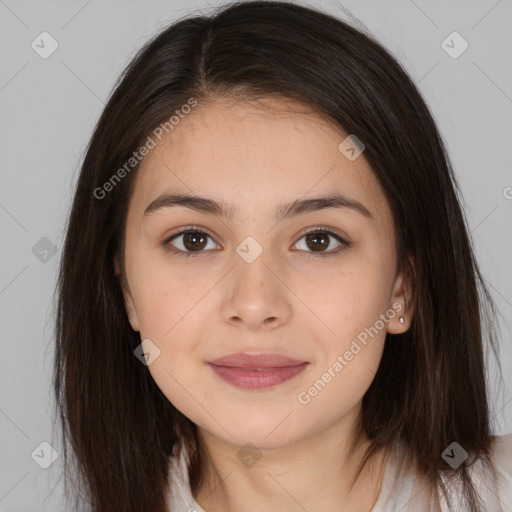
[207, 352, 309, 390]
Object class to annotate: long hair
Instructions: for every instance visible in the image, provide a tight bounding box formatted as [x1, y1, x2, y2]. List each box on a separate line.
[53, 1, 503, 510]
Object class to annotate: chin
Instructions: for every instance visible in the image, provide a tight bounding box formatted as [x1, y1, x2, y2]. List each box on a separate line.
[201, 413, 310, 451]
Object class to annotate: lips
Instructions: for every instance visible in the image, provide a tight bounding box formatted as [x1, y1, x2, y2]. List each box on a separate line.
[207, 352, 309, 389]
[208, 352, 307, 369]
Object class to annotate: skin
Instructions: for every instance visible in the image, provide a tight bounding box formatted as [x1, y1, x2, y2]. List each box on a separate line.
[116, 96, 413, 512]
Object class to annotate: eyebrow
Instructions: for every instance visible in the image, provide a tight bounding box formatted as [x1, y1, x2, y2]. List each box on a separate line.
[143, 192, 373, 222]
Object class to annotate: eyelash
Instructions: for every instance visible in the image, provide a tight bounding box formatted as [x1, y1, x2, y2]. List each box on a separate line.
[162, 225, 350, 259]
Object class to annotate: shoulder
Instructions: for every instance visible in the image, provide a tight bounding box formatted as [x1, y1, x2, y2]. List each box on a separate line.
[166, 440, 207, 512]
[365, 435, 512, 512]
[439, 432, 512, 511]
[485, 432, 512, 505]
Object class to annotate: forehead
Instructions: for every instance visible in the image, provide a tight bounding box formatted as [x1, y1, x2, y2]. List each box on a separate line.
[128, 97, 389, 227]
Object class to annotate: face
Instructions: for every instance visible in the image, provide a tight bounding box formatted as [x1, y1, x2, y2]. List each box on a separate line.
[117, 96, 410, 450]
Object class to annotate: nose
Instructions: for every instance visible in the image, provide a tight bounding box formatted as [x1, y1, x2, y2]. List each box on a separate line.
[219, 251, 293, 332]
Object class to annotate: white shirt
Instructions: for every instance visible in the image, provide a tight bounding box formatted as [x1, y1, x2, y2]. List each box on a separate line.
[167, 433, 512, 511]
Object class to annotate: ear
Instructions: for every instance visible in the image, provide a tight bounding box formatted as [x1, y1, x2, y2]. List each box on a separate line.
[114, 256, 140, 332]
[386, 255, 415, 334]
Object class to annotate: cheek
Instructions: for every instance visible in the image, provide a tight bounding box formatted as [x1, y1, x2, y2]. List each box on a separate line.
[127, 248, 204, 338]
[309, 261, 392, 339]
[301, 253, 392, 389]
[295, 265, 390, 413]
[129, 266, 207, 416]
[127, 253, 212, 399]
[296, 341, 384, 425]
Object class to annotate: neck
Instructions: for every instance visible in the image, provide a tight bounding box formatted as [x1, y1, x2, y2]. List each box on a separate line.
[194, 409, 388, 512]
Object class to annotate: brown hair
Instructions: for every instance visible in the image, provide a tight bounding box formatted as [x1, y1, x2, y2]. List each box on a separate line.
[53, 1, 504, 511]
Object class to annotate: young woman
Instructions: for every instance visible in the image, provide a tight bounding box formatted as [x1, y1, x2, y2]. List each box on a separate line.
[53, 1, 512, 511]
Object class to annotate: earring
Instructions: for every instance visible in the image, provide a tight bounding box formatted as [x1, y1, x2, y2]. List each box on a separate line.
[399, 316, 405, 324]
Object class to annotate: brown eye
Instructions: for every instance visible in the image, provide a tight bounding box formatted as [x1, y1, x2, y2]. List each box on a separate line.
[181, 231, 208, 251]
[293, 228, 349, 256]
[305, 232, 330, 252]
[164, 229, 219, 256]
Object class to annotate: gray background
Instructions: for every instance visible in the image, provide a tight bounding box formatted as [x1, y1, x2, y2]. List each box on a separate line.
[1, 0, 511, 510]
